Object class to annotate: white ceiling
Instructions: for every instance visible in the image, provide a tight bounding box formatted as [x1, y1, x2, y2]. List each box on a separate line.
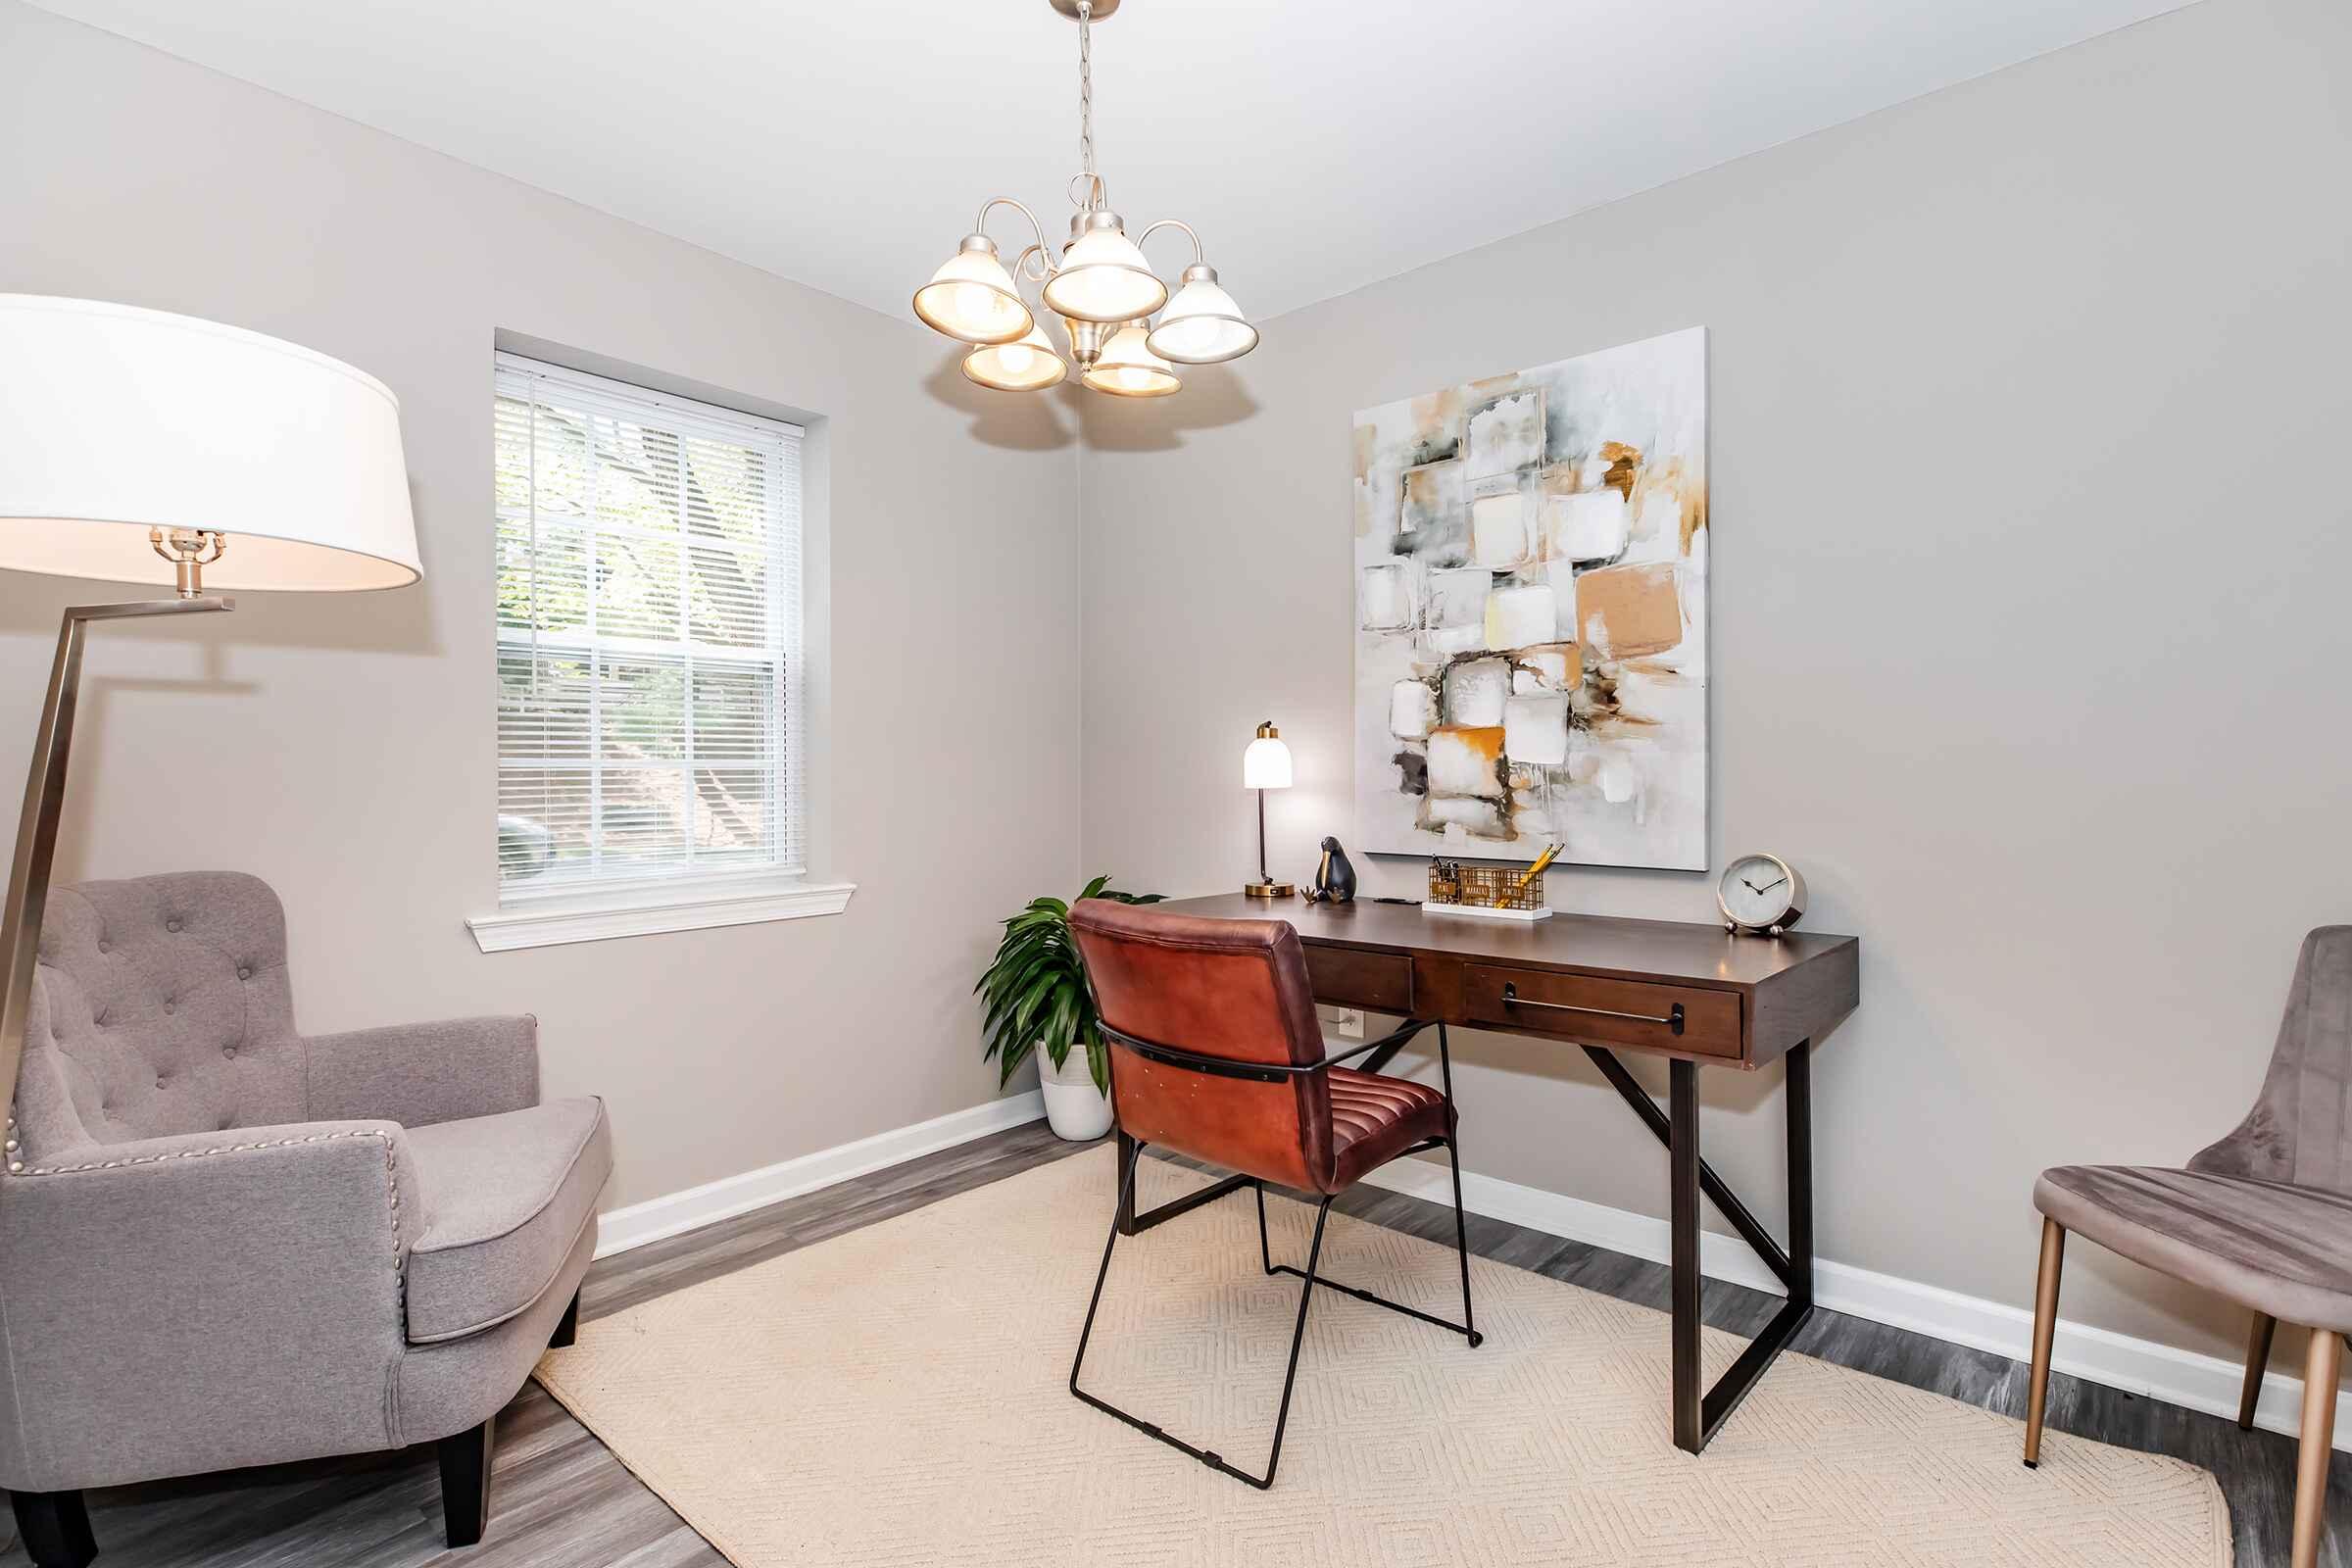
[30, 0, 2195, 323]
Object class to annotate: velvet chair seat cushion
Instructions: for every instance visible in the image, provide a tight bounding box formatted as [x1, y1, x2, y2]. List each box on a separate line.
[1326, 1067, 1452, 1190]
[403, 1097, 612, 1345]
[2034, 1163, 2352, 1334]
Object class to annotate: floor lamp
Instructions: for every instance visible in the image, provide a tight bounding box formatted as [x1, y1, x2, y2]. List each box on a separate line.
[0, 295, 421, 1121]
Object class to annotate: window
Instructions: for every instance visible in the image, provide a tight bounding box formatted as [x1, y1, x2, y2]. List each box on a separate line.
[475, 354, 844, 950]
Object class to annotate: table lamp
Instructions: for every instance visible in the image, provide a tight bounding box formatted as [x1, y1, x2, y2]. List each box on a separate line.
[0, 294, 421, 1109]
[1242, 719, 1293, 898]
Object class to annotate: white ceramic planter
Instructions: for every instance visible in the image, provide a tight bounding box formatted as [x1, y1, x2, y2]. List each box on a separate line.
[1036, 1041, 1113, 1141]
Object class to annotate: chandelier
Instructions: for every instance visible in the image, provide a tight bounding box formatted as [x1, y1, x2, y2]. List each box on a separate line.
[911, 0, 1258, 398]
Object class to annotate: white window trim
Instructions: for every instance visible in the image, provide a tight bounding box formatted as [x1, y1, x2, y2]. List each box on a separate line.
[467, 868, 856, 953]
[472, 353, 842, 952]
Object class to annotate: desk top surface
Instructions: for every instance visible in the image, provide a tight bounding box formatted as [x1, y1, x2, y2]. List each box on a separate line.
[1152, 893, 1856, 994]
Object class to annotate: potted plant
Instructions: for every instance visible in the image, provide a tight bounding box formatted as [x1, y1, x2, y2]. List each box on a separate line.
[978, 874, 1163, 1140]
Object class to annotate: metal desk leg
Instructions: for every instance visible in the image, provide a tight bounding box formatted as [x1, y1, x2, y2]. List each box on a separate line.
[1669, 1058, 1703, 1451]
[1593, 1039, 1816, 1454]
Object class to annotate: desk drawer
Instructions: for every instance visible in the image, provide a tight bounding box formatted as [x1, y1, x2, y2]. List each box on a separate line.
[1304, 945, 1414, 1013]
[1462, 964, 1741, 1058]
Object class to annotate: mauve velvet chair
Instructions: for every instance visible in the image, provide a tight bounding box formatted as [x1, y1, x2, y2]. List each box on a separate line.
[0, 872, 612, 1567]
[2025, 925, 2352, 1568]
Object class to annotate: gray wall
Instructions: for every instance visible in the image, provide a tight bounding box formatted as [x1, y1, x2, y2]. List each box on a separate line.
[1079, 0, 2351, 1359]
[0, 1, 1080, 1209]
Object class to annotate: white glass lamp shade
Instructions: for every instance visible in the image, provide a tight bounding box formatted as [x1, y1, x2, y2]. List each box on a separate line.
[0, 295, 420, 591]
[1243, 734, 1293, 790]
[912, 239, 1034, 346]
[961, 323, 1068, 392]
[1042, 223, 1169, 324]
[1080, 324, 1182, 399]
[1146, 269, 1259, 365]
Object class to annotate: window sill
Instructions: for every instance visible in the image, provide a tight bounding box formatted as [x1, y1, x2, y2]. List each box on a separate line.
[466, 875, 857, 953]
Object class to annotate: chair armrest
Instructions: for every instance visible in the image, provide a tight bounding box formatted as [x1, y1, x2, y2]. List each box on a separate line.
[0, 1120, 420, 1491]
[306, 1014, 540, 1128]
[1317, 1019, 1431, 1069]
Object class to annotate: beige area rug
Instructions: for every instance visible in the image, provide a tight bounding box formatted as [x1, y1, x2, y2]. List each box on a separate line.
[536, 1146, 2228, 1567]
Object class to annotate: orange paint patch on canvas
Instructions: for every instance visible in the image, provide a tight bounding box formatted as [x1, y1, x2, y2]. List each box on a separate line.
[1598, 441, 1643, 502]
[1576, 563, 1683, 659]
[1424, 724, 1507, 801]
[1408, 386, 1465, 436]
[1637, 456, 1708, 556]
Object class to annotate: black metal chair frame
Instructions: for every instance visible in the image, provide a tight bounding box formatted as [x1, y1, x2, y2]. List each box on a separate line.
[1067, 1018, 1482, 1490]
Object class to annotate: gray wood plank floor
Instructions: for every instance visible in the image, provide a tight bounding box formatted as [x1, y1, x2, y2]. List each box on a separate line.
[7, 1123, 2340, 1567]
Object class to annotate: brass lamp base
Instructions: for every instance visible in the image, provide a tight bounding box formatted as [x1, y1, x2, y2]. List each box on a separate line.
[1244, 880, 1294, 899]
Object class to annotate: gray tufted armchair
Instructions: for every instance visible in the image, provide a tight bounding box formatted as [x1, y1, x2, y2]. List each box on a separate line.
[0, 872, 612, 1567]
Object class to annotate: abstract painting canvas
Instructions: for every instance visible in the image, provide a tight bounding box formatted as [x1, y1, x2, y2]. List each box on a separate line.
[1352, 327, 1708, 869]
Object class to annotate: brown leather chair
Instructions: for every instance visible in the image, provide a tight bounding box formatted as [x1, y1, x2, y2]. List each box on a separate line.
[1065, 900, 1479, 1489]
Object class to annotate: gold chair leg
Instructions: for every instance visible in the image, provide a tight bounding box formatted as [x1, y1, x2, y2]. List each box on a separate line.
[2292, 1326, 2340, 1568]
[2241, 1312, 2278, 1431]
[2024, 1217, 2064, 1467]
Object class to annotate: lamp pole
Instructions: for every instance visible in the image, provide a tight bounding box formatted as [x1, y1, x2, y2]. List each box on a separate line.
[0, 580, 231, 1152]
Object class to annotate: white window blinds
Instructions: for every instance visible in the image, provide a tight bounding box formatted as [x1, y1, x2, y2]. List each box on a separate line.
[493, 354, 804, 898]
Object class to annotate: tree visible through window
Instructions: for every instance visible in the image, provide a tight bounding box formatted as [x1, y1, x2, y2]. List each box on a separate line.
[493, 355, 803, 896]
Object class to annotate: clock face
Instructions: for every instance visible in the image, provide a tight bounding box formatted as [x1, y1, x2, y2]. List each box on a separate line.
[1720, 855, 1798, 930]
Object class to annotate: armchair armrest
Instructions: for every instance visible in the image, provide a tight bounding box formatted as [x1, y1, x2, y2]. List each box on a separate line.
[306, 1014, 540, 1128]
[0, 1119, 420, 1491]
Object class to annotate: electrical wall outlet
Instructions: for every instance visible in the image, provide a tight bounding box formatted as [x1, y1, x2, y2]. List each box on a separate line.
[1319, 1005, 1366, 1039]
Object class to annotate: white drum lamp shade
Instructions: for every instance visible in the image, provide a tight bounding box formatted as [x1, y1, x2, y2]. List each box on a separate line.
[0, 294, 421, 591]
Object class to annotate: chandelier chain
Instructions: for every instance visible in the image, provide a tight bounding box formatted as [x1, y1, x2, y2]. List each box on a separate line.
[1076, 0, 1097, 197]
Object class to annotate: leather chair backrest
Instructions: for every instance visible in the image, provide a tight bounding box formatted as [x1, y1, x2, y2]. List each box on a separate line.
[17, 872, 303, 1160]
[2189, 926, 2352, 1194]
[1068, 900, 1332, 1192]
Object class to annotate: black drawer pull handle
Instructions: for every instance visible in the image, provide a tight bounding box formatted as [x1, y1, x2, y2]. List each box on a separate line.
[1501, 983, 1687, 1037]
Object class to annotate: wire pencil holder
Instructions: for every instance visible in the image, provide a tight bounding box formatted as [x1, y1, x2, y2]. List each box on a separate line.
[1426, 860, 1546, 913]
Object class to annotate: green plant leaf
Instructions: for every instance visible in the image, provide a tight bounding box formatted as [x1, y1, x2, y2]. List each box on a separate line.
[977, 875, 1166, 1087]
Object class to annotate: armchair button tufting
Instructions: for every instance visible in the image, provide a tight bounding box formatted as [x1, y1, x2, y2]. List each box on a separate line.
[166, 919, 182, 932]
[222, 1046, 238, 1059]
[164, 1002, 175, 1014]
[237, 966, 252, 980]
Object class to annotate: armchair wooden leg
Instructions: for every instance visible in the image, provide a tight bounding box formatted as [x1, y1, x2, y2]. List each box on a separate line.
[9, 1489, 95, 1568]
[2241, 1312, 2278, 1431]
[549, 1288, 580, 1349]
[2024, 1217, 2065, 1468]
[2293, 1326, 2341, 1568]
[437, 1415, 496, 1548]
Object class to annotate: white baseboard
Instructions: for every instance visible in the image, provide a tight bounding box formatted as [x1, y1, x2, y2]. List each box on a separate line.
[1355, 1155, 2349, 1453]
[594, 1091, 1047, 1258]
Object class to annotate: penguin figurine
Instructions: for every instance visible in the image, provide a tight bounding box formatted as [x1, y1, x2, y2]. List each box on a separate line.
[1310, 836, 1358, 905]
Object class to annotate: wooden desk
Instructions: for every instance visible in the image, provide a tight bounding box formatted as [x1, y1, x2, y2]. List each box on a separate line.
[1114, 894, 1860, 1455]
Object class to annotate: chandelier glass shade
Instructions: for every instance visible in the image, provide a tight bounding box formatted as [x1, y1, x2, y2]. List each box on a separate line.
[1041, 219, 1167, 324]
[962, 323, 1069, 392]
[911, 237, 1033, 345]
[912, 0, 1255, 397]
[1147, 265, 1260, 365]
[1080, 323, 1180, 398]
